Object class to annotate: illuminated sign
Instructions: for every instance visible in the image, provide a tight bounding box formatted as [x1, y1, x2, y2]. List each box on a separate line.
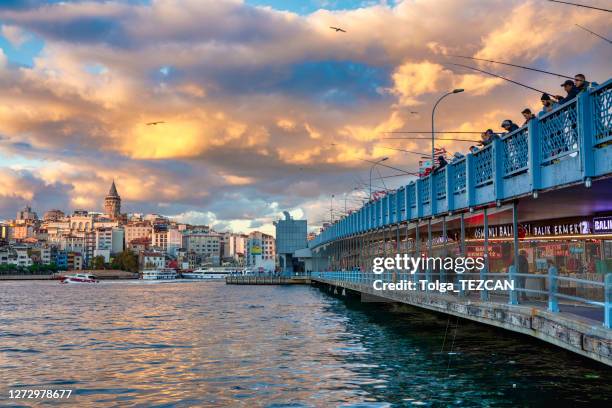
[466, 245, 502, 259]
[250, 245, 262, 255]
[593, 216, 612, 234]
[472, 219, 590, 239]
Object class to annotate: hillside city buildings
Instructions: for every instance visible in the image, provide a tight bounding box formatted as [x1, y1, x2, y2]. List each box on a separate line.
[0, 181, 287, 273]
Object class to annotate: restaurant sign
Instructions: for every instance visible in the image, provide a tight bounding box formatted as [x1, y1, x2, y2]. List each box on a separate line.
[472, 219, 591, 239]
[593, 216, 612, 234]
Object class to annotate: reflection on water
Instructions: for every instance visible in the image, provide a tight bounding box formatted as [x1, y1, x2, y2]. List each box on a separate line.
[0, 281, 610, 407]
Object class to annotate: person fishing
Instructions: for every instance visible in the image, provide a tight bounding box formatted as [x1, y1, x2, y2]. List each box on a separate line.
[574, 73, 589, 92]
[435, 155, 448, 171]
[555, 79, 579, 105]
[540, 93, 558, 115]
[501, 119, 519, 134]
[521, 108, 536, 126]
[480, 129, 498, 146]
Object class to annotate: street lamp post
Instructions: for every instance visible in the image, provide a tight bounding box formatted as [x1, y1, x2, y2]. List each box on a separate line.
[369, 157, 389, 200]
[431, 89, 464, 167]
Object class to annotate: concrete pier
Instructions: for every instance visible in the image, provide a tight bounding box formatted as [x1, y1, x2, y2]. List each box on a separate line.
[226, 275, 310, 285]
[312, 277, 612, 367]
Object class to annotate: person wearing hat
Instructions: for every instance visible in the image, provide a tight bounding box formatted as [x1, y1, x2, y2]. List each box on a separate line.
[555, 79, 579, 105]
[500, 119, 519, 134]
[540, 93, 558, 115]
[521, 108, 536, 126]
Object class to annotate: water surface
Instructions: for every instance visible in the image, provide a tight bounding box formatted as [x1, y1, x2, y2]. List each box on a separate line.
[0, 281, 610, 407]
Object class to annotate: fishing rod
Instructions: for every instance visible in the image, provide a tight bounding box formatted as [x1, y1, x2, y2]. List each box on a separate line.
[360, 158, 418, 175]
[382, 146, 463, 158]
[380, 146, 430, 156]
[384, 136, 482, 142]
[575, 23, 612, 44]
[547, 0, 611, 13]
[447, 55, 574, 79]
[383, 131, 485, 134]
[448, 63, 552, 94]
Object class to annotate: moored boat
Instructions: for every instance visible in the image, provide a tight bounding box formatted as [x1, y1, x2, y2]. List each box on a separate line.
[60, 273, 99, 284]
[182, 267, 243, 280]
[141, 268, 178, 280]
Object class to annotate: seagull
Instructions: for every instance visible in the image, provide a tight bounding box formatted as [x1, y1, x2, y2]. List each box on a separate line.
[330, 26, 346, 33]
[146, 121, 165, 126]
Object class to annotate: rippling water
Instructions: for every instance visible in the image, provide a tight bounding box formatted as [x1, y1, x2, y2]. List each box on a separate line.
[0, 281, 610, 407]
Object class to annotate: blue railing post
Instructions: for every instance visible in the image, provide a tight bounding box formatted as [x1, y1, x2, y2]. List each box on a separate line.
[430, 174, 437, 215]
[548, 265, 559, 312]
[508, 265, 518, 305]
[465, 154, 475, 208]
[415, 179, 423, 218]
[446, 165, 454, 212]
[605, 273, 612, 329]
[405, 184, 412, 220]
[527, 118, 541, 193]
[577, 90, 595, 181]
[492, 136, 504, 201]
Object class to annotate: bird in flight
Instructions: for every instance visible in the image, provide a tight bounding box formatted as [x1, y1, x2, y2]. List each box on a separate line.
[146, 121, 165, 126]
[330, 26, 346, 33]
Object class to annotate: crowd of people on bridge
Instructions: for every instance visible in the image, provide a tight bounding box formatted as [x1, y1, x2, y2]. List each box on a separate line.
[428, 73, 593, 174]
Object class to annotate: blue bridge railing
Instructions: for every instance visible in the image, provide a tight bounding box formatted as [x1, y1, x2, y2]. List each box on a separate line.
[311, 270, 612, 329]
[310, 79, 612, 248]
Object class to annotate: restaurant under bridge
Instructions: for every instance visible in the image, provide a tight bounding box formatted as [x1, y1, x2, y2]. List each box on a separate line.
[308, 79, 612, 366]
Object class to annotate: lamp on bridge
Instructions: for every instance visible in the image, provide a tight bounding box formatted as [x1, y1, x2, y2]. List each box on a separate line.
[432, 89, 464, 167]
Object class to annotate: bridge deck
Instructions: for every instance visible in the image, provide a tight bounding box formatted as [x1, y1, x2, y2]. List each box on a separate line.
[312, 277, 612, 367]
[311, 79, 612, 248]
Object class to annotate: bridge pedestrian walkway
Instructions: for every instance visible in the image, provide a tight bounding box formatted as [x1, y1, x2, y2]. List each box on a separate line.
[310, 271, 612, 366]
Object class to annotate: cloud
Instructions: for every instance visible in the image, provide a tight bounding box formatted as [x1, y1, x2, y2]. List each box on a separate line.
[1, 24, 30, 47]
[389, 61, 449, 106]
[0, 0, 609, 233]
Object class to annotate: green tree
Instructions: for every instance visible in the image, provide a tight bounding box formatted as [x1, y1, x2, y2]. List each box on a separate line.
[92, 255, 106, 270]
[110, 251, 139, 272]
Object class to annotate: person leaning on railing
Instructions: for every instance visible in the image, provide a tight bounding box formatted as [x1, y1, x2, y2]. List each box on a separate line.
[479, 129, 498, 146]
[539, 93, 558, 116]
[521, 108, 536, 126]
[555, 79, 580, 105]
[501, 119, 519, 134]
[434, 155, 448, 172]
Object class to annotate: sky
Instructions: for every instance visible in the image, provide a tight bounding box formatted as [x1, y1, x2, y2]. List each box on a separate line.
[0, 0, 610, 235]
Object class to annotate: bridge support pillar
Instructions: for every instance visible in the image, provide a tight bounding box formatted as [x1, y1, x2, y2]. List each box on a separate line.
[578, 91, 595, 180]
[605, 273, 612, 329]
[480, 207, 489, 301]
[511, 201, 519, 305]
[548, 266, 559, 313]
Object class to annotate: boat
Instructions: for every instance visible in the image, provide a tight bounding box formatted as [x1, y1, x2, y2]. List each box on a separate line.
[60, 273, 99, 284]
[182, 267, 243, 280]
[141, 268, 178, 280]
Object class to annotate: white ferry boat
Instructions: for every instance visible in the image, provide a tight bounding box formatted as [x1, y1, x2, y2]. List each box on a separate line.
[182, 267, 243, 280]
[60, 273, 99, 284]
[141, 268, 178, 280]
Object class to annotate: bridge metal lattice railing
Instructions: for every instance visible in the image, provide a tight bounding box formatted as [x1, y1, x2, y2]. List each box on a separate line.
[311, 270, 612, 329]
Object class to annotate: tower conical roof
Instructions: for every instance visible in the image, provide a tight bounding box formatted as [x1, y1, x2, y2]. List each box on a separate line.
[107, 180, 119, 197]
